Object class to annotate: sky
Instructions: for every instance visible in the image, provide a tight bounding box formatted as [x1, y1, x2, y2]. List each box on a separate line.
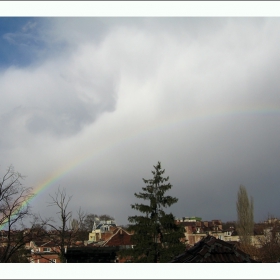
[1, 6, 280, 232]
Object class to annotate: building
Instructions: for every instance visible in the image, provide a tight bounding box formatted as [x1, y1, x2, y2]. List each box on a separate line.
[88, 220, 117, 243]
[171, 235, 258, 263]
[66, 227, 133, 263]
[177, 218, 224, 246]
[29, 240, 63, 263]
[102, 227, 133, 248]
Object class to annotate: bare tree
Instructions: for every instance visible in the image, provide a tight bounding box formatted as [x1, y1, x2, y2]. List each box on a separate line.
[82, 213, 114, 232]
[99, 214, 114, 222]
[76, 207, 87, 229]
[45, 187, 76, 262]
[0, 165, 34, 262]
[83, 213, 99, 232]
[236, 185, 254, 246]
[74, 207, 89, 242]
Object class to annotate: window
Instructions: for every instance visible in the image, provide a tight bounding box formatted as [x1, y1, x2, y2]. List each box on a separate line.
[43, 247, 51, 252]
[101, 225, 109, 232]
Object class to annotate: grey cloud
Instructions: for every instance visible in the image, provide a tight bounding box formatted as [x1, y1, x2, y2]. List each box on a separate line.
[0, 82, 117, 139]
[0, 41, 119, 139]
[25, 93, 116, 136]
[2, 18, 280, 227]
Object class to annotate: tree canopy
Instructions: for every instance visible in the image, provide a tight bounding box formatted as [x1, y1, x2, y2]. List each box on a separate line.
[236, 185, 254, 246]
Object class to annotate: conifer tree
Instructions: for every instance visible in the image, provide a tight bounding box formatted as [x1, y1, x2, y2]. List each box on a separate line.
[125, 162, 185, 263]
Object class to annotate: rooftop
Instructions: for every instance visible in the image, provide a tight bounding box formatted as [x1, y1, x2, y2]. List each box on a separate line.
[171, 235, 258, 263]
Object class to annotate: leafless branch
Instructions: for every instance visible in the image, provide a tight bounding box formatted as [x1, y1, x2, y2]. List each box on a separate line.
[0, 165, 34, 263]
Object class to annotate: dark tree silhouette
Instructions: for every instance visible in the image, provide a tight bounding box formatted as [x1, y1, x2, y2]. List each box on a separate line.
[124, 162, 185, 262]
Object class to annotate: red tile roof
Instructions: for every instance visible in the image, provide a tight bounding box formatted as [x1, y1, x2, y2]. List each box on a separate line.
[102, 227, 133, 247]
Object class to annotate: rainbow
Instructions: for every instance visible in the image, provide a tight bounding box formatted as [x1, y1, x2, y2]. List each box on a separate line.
[1, 104, 280, 230]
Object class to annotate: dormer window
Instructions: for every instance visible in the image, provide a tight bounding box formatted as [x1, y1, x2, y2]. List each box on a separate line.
[101, 225, 109, 232]
[43, 247, 51, 252]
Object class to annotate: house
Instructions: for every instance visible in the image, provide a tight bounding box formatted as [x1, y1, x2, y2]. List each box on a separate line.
[221, 229, 240, 243]
[101, 227, 133, 262]
[29, 240, 63, 263]
[221, 224, 267, 247]
[102, 227, 133, 248]
[89, 226, 134, 262]
[170, 235, 258, 263]
[177, 218, 224, 246]
[88, 220, 117, 243]
[66, 224, 134, 263]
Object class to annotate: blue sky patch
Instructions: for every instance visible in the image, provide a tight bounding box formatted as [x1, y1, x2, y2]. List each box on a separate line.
[0, 17, 49, 68]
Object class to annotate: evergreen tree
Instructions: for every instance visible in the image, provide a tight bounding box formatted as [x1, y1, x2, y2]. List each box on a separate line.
[125, 162, 185, 263]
